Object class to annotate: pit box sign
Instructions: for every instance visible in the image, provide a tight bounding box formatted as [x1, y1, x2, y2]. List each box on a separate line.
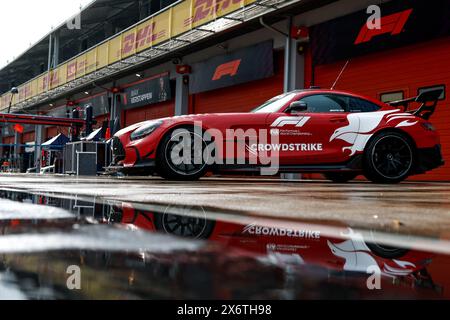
[189, 41, 274, 94]
[120, 72, 172, 110]
[310, 0, 450, 65]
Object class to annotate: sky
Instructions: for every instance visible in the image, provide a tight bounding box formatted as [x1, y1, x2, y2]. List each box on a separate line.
[0, 0, 93, 68]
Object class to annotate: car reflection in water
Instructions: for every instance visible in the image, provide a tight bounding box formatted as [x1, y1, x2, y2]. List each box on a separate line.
[0, 189, 447, 300]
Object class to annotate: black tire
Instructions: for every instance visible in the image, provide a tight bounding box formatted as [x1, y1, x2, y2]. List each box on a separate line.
[156, 126, 209, 181]
[364, 131, 415, 184]
[154, 212, 216, 239]
[323, 172, 358, 183]
[365, 242, 409, 259]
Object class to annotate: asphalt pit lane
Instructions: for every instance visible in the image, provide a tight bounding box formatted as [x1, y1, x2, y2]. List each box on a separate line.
[0, 188, 449, 300]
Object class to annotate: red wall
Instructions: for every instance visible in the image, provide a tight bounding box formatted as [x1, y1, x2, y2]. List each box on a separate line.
[192, 51, 285, 114]
[45, 127, 69, 140]
[123, 100, 175, 127]
[23, 131, 35, 142]
[314, 37, 450, 181]
[2, 136, 15, 145]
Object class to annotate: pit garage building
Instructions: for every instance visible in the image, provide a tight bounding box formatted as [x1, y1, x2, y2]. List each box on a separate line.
[0, 0, 449, 180]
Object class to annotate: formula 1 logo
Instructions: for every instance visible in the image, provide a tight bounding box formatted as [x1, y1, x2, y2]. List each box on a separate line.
[354, 8, 413, 45]
[212, 59, 241, 81]
[271, 116, 311, 128]
[190, 0, 242, 25]
[122, 23, 158, 55]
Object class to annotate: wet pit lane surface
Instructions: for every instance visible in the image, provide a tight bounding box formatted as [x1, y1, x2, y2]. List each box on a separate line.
[0, 188, 449, 300]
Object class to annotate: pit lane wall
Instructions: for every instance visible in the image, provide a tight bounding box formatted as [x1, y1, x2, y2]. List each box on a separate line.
[0, 0, 257, 110]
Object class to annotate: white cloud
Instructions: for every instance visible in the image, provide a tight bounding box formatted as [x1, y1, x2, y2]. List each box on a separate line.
[0, 0, 93, 68]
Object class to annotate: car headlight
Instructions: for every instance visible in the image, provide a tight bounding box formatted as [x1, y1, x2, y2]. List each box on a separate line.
[130, 120, 163, 141]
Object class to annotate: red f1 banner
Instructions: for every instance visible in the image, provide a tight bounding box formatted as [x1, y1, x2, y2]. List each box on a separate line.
[310, 0, 450, 65]
[354, 9, 413, 45]
[189, 41, 274, 94]
[212, 59, 242, 81]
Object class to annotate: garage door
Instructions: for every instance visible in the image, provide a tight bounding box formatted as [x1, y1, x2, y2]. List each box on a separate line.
[23, 131, 35, 143]
[46, 127, 69, 140]
[2, 136, 15, 145]
[314, 37, 450, 181]
[124, 100, 175, 127]
[192, 51, 284, 114]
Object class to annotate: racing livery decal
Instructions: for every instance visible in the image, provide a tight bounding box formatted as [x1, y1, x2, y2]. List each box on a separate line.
[330, 110, 419, 156]
[328, 229, 417, 277]
[271, 116, 311, 128]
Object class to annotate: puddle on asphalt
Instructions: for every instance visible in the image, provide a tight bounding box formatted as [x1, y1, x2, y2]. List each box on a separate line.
[0, 188, 449, 300]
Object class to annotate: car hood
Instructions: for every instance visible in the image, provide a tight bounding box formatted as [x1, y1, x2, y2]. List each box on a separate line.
[114, 112, 265, 138]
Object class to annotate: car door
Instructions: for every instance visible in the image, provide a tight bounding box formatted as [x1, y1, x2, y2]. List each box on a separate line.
[265, 94, 358, 165]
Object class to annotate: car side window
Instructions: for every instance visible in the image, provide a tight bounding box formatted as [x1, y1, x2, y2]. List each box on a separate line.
[299, 94, 347, 113]
[349, 97, 381, 112]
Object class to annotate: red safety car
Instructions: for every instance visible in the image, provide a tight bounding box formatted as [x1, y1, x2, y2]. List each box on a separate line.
[111, 88, 444, 183]
[105, 203, 440, 293]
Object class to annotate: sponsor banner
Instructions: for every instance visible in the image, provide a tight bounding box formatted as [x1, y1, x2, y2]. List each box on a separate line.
[67, 60, 77, 82]
[120, 72, 172, 110]
[76, 54, 87, 78]
[310, 0, 450, 65]
[2, 0, 259, 108]
[190, 41, 274, 94]
[96, 42, 109, 69]
[243, 224, 321, 239]
[109, 36, 122, 65]
[85, 49, 97, 74]
[78, 93, 110, 117]
[37, 73, 49, 94]
[249, 143, 323, 152]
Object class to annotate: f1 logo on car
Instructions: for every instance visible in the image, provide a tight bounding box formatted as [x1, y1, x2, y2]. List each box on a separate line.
[271, 116, 311, 128]
[354, 8, 413, 45]
[212, 59, 241, 81]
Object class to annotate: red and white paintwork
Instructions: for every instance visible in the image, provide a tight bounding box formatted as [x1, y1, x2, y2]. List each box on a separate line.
[113, 89, 442, 177]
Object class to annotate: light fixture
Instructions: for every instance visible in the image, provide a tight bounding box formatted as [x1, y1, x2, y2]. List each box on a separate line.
[136, 73, 142, 78]
[84, 91, 90, 95]
[7, 87, 19, 114]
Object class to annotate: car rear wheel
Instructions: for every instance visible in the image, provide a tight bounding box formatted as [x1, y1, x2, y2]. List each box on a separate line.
[323, 172, 358, 183]
[366, 242, 409, 259]
[364, 131, 414, 184]
[157, 127, 209, 180]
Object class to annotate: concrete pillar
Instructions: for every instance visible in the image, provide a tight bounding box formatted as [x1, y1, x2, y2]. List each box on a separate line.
[53, 30, 60, 67]
[13, 131, 21, 171]
[47, 33, 53, 71]
[110, 92, 122, 135]
[34, 125, 45, 173]
[282, 17, 305, 181]
[175, 74, 189, 116]
[47, 31, 60, 70]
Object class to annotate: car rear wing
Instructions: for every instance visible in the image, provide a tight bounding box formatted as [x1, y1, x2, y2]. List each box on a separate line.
[388, 88, 444, 120]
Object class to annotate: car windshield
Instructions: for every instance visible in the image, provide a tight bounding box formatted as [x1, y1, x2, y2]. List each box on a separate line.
[252, 93, 297, 113]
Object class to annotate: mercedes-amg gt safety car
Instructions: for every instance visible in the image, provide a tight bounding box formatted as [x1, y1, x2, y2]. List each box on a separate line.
[111, 88, 444, 183]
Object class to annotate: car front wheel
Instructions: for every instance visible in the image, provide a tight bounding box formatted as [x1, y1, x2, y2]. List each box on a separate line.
[364, 131, 414, 184]
[157, 127, 209, 181]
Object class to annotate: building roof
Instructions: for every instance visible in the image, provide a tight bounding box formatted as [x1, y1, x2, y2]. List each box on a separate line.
[0, 0, 154, 94]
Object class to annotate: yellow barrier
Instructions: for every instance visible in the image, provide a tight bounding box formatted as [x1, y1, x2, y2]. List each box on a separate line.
[3, 0, 257, 109]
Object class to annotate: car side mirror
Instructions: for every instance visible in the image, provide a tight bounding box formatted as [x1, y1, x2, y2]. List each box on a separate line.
[287, 101, 307, 113]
